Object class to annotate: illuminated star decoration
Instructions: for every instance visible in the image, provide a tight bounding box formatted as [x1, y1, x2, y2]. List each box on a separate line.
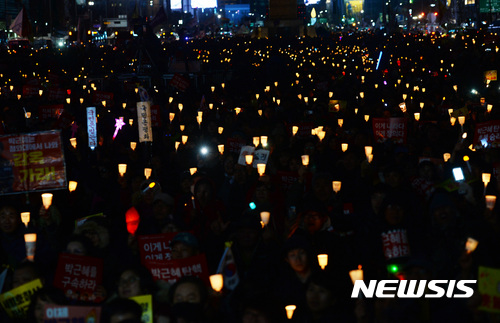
[113, 117, 125, 140]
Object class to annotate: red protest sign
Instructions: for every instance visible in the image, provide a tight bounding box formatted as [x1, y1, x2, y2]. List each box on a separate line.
[47, 88, 66, 101]
[53, 254, 103, 302]
[145, 253, 209, 285]
[275, 170, 299, 193]
[372, 118, 407, 144]
[22, 85, 40, 97]
[226, 137, 246, 154]
[0, 131, 66, 193]
[43, 305, 101, 323]
[169, 73, 190, 92]
[381, 229, 411, 260]
[473, 120, 500, 149]
[92, 91, 114, 105]
[150, 104, 162, 127]
[137, 232, 178, 264]
[38, 105, 64, 121]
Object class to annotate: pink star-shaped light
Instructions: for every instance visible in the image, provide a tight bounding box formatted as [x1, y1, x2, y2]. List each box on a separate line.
[113, 117, 126, 140]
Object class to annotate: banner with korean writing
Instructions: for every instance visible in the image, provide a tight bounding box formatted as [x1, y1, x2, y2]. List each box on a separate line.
[473, 120, 500, 148]
[130, 295, 153, 323]
[478, 266, 500, 313]
[48, 88, 66, 101]
[43, 305, 101, 323]
[138, 232, 179, 264]
[86, 107, 97, 149]
[237, 146, 255, 166]
[485, 70, 498, 81]
[23, 84, 40, 97]
[381, 229, 411, 260]
[0, 279, 42, 319]
[226, 137, 246, 154]
[39, 104, 64, 121]
[169, 73, 190, 91]
[0, 130, 66, 193]
[372, 118, 407, 144]
[145, 253, 209, 285]
[137, 102, 153, 143]
[276, 171, 300, 193]
[53, 253, 104, 302]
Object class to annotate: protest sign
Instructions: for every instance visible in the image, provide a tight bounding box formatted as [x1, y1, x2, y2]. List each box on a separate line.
[169, 73, 190, 91]
[38, 104, 64, 121]
[252, 149, 270, 168]
[237, 146, 256, 166]
[87, 107, 97, 149]
[43, 304, 101, 323]
[48, 88, 66, 101]
[0, 130, 66, 193]
[130, 294, 153, 323]
[22, 84, 40, 97]
[226, 137, 246, 154]
[145, 253, 209, 284]
[137, 232, 179, 264]
[150, 104, 162, 127]
[372, 118, 407, 144]
[381, 229, 411, 260]
[0, 279, 42, 319]
[478, 266, 500, 313]
[485, 70, 498, 81]
[137, 102, 153, 143]
[92, 91, 114, 105]
[276, 170, 300, 192]
[53, 254, 103, 302]
[473, 120, 500, 148]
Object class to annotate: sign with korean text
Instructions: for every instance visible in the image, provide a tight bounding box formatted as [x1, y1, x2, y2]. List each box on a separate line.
[0, 131, 66, 193]
[38, 104, 64, 121]
[92, 91, 114, 105]
[276, 170, 299, 192]
[237, 146, 255, 166]
[53, 254, 103, 302]
[137, 232, 179, 264]
[480, 0, 500, 13]
[473, 120, 500, 148]
[150, 104, 162, 127]
[86, 107, 97, 149]
[22, 85, 40, 97]
[169, 73, 190, 92]
[43, 305, 101, 323]
[145, 253, 209, 284]
[252, 149, 270, 168]
[48, 88, 66, 101]
[372, 118, 407, 144]
[478, 266, 500, 313]
[130, 295, 153, 323]
[381, 229, 411, 260]
[137, 102, 153, 143]
[485, 70, 498, 81]
[0, 279, 42, 319]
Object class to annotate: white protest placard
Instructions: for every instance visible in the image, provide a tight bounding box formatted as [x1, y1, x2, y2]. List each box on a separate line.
[137, 102, 153, 143]
[86, 107, 97, 149]
[237, 146, 255, 166]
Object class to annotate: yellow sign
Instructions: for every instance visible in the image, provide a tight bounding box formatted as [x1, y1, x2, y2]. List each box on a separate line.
[451, 106, 469, 118]
[479, 266, 500, 313]
[130, 294, 153, 323]
[485, 70, 498, 81]
[346, 0, 364, 14]
[0, 278, 43, 318]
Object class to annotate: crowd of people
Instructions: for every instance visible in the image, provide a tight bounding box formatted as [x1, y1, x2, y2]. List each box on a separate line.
[0, 29, 499, 322]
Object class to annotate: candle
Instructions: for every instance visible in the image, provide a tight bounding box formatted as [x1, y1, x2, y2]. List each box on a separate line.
[144, 168, 152, 180]
[218, 144, 224, 155]
[182, 135, 188, 145]
[349, 265, 364, 284]
[118, 164, 127, 177]
[364, 115, 370, 122]
[70, 138, 77, 149]
[292, 126, 299, 136]
[257, 163, 266, 176]
[169, 113, 175, 123]
[21, 212, 30, 227]
[41, 193, 53, 209]
[130, 142, 137, 151]
[486, 195, 497, 211]
[341, 143, 348, 152]
[414, 112, 420, 121]
[301, 155, 309, 166]
[260, 136, 268, 147]
[253, 137, 260, 148]
[68, 181, 78, 192]
[24, 233, 37, 261]
[285, 305, 296, 320]
[465, 237, 479, 254]
[443, 153, 451, 162]
[209, 274, 223, 292]
[175, 141, 180, 152]
[260, 212, 270, 226]
[245, 155, 253, 165]
[332, 181, 341, 193]
[338, 119, 343, 127]
[190, 168, 197, 176]
[317, 254, 328, 270]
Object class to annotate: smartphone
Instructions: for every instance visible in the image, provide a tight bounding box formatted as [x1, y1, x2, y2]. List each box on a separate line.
[453, 167, 464, 182]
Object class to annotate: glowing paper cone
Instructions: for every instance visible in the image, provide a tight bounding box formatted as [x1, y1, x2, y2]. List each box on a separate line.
[317, 254, 328, 269]
[364, 115, 370, 122]
[487, 104, 493, 113]
[349, 265, 363, 284]
[257, 163, 266, 176]
[367, 154, 374, 163]
[317, 130, 326, 141]
[130, 142, 137, 151]
[414, 112, 420, 121]
[285, 305, 296, 320]
[483, 173, 491, 188]
[41, 193, 53, 209]
[458, 116, 465, 126]
[68, 181, 78, 192]
[182, 135, 188, 145]
[486, 195, 497, 211]
[175, 142, 180, 152]
[443, 153, 451, 162]
[218, 144, 224, 155]
[178, 103, 183, 112]
[125, 207, 140, 236]
[235, 107, 241, 115]
[301, 155, 309, 166]
[118, 164, 127, 177]
[190, 168, 198, 176]
[465, 237, 479, 254]
[258, 109, 263, 116]
[260, 136, 268, 147]
[332, 181, 341, 193]
[218, 127, 224, 134]
[338, 119, 343, 127]
[144, 168, 152, 180]
[260, 212, 270, 226]
[180, 125, 185, 132]
[341, 143, 348, 152]
[210, 274, 223, 292]
[21, 212, 30, 227]
[169, 113, 175, 123]
[364, 146, 373, 159]
[253, 137, 260, 148]
[292, 126, 299, 136]
[24, 233, 36, 261]
[245, 155, 254, 165]
[70, 138, 77, 149]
